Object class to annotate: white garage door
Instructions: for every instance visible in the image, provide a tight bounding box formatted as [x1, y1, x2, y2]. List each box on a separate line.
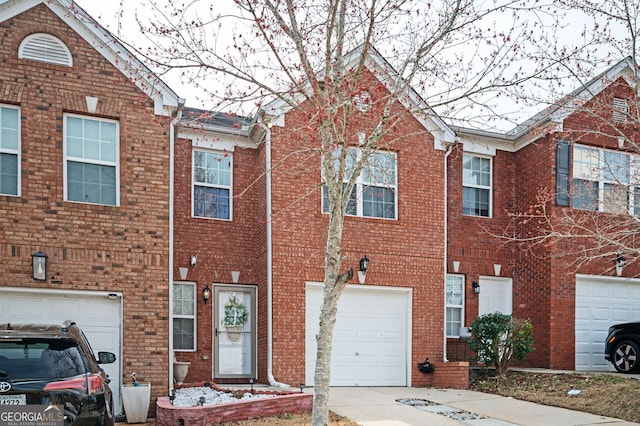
[575, 276, 640, 371]
[0, 288, 122, 413]
[305, 283, 410, 386]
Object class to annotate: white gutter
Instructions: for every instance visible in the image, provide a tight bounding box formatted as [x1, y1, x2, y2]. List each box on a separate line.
[442, 140, 456, 363]
[168, 99, 185, 390]
[258, 121, 290, 389]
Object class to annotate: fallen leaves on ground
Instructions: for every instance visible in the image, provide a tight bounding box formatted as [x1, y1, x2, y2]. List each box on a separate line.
[470, 370, 640, 423]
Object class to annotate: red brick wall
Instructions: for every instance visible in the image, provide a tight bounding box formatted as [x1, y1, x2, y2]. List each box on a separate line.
[266, 77, 448, 386]
[172, 135, 264, 380]
[446, 145, 517, 327]
[0, 5, 171, 407]
[508, 77, 640, 370]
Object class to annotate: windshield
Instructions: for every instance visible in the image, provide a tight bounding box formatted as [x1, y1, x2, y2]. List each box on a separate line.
[0, 339, 89, 380]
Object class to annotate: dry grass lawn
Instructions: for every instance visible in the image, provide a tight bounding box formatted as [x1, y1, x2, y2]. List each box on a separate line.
[470, 370, 640, 423]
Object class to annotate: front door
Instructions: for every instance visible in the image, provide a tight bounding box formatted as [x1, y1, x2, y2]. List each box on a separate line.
[478, 276, 512, 316]
[213, 285, 257, 379]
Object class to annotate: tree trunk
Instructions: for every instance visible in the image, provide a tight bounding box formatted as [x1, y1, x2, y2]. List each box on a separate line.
[311, 208, 352, 425]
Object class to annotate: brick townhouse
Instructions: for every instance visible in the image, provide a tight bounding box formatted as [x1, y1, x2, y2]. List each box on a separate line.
[174, 56, 640, 390]
[171, 59, 469, 389]
[3, 0, 640, 419]
[0, 0, 181, 416]
[447, 58, 640, 372]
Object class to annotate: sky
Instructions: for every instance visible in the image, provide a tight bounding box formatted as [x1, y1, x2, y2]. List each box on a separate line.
[72, 1, 631, 131]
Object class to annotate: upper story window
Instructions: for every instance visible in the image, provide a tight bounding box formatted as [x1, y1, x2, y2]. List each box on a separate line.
[446, 274, 465, 337]
[64, 114, 119, 206]
[462, 154, 492, 217]
[0, 105, 20, 196]
[322, 147, 397, 219]
[18, 33, 72, 67]
[613, 97, 629, 123]
[572, 144, 635, 214]
[193, 150, 232, 220]
[173, 282, 196, 351]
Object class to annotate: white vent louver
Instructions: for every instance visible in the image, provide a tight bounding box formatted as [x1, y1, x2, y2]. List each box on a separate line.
[613, 97, 629, 123]
[18, 33, 72, 67]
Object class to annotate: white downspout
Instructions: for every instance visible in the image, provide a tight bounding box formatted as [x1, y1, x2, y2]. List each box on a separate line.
[259, 122, 290, 389]
[168, 99, 185, 390]
[443, 141, 455, 363]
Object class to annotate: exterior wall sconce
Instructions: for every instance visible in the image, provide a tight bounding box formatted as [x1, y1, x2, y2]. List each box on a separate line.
[202, 285, 211, 305]
[231, 270, 240, 284]
[472, 281, 480, 294]
[452, 260, 460, 273]
[616, 255, 626, 277]
[358, 255, 370, 284]
[190, 255, 197, 266]
[32, 251, 48, 281]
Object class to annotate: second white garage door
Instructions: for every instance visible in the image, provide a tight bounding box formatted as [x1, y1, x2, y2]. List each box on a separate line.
[575, 275, 640, 371]
[305, 283, 411, 386]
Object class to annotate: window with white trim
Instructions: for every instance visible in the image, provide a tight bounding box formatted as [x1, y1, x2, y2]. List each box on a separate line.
[446, 274, 465, 337]
[193, 150, 232, 220]
[462, 154, 491, 217]
[0, 105, 20, 196]
[64, 114, 119, 205]
[173, 282, 196, 351]
[322, 147, 397, 219]
[572, 144, 635, 214]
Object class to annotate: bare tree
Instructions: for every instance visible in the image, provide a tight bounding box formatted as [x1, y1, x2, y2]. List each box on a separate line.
[116, 1, 596, 423]
[481, 1, 640, 279]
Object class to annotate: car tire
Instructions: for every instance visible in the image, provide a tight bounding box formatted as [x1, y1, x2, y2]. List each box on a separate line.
[612, 340, 640, 373]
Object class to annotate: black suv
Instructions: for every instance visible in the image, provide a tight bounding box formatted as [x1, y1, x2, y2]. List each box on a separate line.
[605, 322, 640, 373]
[0, 321, 117, 425]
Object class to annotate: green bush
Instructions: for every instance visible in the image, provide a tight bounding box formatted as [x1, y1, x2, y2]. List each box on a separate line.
[467, 312, 534, 375]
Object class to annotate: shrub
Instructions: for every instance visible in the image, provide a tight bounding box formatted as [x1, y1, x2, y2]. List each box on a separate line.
[467, 312, 534, 375]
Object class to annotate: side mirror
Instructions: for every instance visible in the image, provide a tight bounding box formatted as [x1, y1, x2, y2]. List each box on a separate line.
[97, 351, 116, 364]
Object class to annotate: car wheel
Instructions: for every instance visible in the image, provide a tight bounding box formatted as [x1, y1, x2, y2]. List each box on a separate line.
[613, 340, 640, 373]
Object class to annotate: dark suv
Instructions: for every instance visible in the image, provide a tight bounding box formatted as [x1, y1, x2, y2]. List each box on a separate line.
[605, 322, 640, 373]
[0, 321, 117, 425]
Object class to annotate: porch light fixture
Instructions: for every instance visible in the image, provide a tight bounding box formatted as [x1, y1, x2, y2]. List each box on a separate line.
[472, 281, 480, 294]
[616, 255, 626, 277]
[31, 251, 47, 281]
[358, 255, 370, 284]
[359, 255, 370, 273]
[202, 285, 211, 305]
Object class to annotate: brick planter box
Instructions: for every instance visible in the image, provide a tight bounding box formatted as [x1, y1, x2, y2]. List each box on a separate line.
[156, 382, 313, 425]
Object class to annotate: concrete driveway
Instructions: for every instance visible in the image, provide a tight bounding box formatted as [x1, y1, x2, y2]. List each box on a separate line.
[328, 386, 639, 426]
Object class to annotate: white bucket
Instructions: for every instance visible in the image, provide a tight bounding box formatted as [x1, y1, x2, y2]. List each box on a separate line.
[121, 383, 151, 423]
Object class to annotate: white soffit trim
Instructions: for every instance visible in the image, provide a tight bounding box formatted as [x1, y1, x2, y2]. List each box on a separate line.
[461, 139, 496, 156]
[180, 129, 256, 150]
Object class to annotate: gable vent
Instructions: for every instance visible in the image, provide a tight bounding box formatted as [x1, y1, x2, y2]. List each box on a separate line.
[18, 33, 72, 67]
[613, 97, 629, 123]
